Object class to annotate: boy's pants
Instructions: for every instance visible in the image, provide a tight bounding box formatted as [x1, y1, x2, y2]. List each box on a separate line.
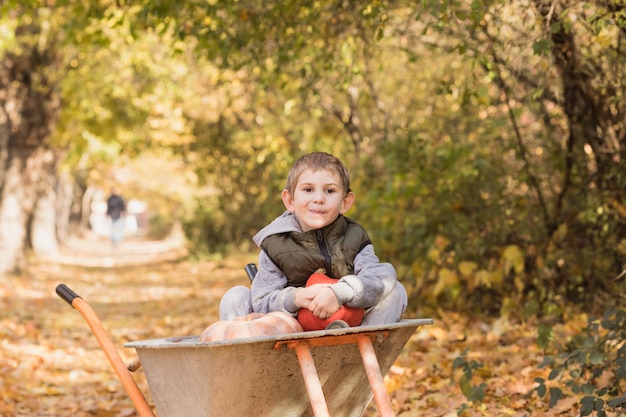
[219, 280, 408, 326]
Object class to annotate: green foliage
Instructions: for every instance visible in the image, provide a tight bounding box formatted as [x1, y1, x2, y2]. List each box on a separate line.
[532, 39, 554, 56]
[3, 0, 625, 319]
[55, 10, 190, 172]
[146, 213, 174, 240]
[453, 348, 487, 415]
[143, 0, 625, 319]
[537, 324, 554, 351]
[534, 307, 626, 416]
[164, 2, 403, 253]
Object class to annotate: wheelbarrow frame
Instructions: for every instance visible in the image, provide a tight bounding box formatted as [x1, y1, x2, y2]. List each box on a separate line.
[56, 283, 433, 417]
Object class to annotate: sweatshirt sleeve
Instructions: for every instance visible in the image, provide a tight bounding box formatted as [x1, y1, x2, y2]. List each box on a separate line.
[250, 250, 300, 315]
[331, 244, 398, 309]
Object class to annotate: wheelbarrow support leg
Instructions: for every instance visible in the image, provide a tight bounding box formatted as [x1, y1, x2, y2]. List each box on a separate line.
[278, 331, 397, 417]
[293, 342, 331, 417]
[357, 334, 395, 417]
[56, 284, 155, 417]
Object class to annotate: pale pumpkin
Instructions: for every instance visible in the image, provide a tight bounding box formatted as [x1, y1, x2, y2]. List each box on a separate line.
[200, 311, 303, 342]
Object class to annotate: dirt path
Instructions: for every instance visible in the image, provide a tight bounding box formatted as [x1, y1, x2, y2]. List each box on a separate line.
[36, 224, 189, 268]
[0, 253, 256, 417]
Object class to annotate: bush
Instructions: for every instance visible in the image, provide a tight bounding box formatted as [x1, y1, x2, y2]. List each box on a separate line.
[534, 307, 626, 416]
[146, 213, 174, 240]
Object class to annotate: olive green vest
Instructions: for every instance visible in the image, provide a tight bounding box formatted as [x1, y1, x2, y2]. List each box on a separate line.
[260, 216, 371, 287]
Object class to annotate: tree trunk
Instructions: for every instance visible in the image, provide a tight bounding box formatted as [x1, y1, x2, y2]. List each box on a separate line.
[55, 172, 77, 245]
[0, 26, 61, 275]
[31, 150, 61, 256]
[0, 149, 47, 273]
[535, 0, 626, 289]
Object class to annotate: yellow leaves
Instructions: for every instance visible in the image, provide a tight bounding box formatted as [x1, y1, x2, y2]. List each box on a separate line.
[458, 261, 478, 276]
[473, 269, 503, 289]
[421, 238, 528, 303]
[461, 262, 501, 292]
[0, 257, 257, 417]
[426, 235, 453, 263]
[384, 365, 411, 393]
[433, 267, 459, 297]
[502, 245, 524, 275]
[387, 309, 586, 417]
[1, 251, 605, 417]
[594, 34, 613, 48]
[593, 25, 618, 49]
[283, 98, 296, 115]
[611, 199, 626, 218]
[410, 260, 426, 279]
[426, 247, 440, 262]
[567, 313, 589, 332]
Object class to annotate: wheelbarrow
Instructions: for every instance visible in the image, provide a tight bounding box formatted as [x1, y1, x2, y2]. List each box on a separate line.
[56, 277, 433, 417]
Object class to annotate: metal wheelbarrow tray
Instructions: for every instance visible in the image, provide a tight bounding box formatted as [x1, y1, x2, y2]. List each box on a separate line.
[56, 284, 433, 417]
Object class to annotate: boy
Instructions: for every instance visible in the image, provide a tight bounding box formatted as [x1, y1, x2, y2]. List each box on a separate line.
[220, 152, 407, 327]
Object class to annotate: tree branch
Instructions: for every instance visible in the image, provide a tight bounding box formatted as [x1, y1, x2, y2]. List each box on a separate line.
[478, 25, 556, 235]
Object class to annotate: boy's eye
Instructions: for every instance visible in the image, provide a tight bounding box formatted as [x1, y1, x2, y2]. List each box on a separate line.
[326, 188, 336, 194]
[303, 187, 313, 192]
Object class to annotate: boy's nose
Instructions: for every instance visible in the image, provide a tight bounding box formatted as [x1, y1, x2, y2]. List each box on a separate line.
[313, 191, 325, 203]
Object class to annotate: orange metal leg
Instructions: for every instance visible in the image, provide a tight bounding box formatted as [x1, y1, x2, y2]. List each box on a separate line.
[292, 341, 331, 417]
[72, 298, 155, 417]
[357, 334, 395, 417]
[276, 331, 395, 417]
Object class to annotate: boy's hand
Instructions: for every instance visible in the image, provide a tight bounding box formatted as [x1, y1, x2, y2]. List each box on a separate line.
[294, 284, 324, 308]
[296, 285, 340, 320]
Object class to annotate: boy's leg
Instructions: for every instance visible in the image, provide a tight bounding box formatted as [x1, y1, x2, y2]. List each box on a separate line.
[361, 281, 408, 326]
[219, 285, 253, 320]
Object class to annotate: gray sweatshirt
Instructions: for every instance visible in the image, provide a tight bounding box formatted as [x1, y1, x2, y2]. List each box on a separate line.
[250, 211, 399, 316]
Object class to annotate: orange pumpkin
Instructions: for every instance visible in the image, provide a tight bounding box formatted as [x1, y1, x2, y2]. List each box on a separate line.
[200, 311, 303, 342]
[297, 271, 365, 331]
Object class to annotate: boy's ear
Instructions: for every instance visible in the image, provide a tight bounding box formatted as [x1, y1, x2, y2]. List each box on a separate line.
[282, 189, 295, 212]
[340, 192, 355, 214]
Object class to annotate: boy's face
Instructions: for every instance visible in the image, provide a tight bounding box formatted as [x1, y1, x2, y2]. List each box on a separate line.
[282, 168, 354, 232]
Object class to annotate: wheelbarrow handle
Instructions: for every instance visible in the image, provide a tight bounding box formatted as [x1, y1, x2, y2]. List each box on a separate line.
[55, 284, 155, 417]
[56, 283, 81, 307]
[245, 263, 258, 281]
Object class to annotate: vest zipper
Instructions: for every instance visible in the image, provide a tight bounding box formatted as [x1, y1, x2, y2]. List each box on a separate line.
[316, 230, 332, 275]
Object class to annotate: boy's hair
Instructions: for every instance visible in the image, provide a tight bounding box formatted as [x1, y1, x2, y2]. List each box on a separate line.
[285, 152, 351, 195]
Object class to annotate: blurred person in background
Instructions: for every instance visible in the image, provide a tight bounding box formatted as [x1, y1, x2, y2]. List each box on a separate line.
[106, 187, 126, 247]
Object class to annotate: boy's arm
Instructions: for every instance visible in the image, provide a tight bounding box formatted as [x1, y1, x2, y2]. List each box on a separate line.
[331, 244, 398, 309]
[250, 250, 300, 315]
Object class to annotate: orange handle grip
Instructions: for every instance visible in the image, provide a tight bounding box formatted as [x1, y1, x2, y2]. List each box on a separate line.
[56, 284, 155, 417]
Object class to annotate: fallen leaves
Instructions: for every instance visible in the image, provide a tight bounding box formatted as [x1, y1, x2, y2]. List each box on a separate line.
[0, 251, 612, 417]
[0, 257, 249, 417]
[363, 307, 603, 417]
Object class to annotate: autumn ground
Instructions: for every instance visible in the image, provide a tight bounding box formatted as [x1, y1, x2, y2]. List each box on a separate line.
[0, 235, 609, 417]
